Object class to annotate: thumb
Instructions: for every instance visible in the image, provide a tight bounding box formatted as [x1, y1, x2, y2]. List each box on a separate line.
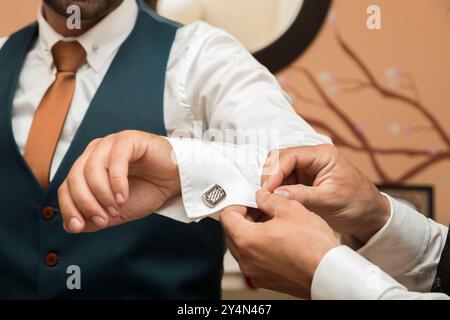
[220, 206, 254, 240]
[274, 184, 320, 208]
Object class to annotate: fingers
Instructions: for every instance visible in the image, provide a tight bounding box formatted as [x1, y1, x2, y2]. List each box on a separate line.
[107, 132, 149, 205]
[58, 181, 86, 233]
[65, 150, 110, 229]
[59, 138, 113, 232]
[262, 144, 336, 191]
[220, 206, 255, 241]
[273, 184, 319, 208]
[84, 135, 120, 217]
[256, 189, 308, 218]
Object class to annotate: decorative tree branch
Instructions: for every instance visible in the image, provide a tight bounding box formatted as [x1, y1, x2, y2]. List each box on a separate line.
[281, 27, 450, 184]
[296, 67, 391, 182]
[303, 116, 444, 157]
[336, 33, 450, 148]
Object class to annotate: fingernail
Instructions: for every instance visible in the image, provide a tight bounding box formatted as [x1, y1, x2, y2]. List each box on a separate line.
[107, 206, 120, 217]
[274, 189, 290, 199]
[92, 216, 107, 227]
[69, 217, 83, 232]
[115, 193, 125, 204]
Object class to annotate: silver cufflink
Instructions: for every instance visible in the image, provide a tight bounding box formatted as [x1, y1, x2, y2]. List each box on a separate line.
[202, 184, 227, 208]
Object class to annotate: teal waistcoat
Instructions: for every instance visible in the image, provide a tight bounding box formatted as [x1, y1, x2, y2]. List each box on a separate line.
[0, 4, 225, 299]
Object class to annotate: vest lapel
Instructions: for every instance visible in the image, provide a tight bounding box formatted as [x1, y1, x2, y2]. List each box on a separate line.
[0, 23, 44, 196]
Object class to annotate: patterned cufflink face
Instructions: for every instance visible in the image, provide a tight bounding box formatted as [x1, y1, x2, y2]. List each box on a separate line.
[202, 185, 227, 208]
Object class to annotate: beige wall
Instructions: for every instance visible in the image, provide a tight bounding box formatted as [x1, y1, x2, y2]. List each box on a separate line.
[0, 0, 40, 37]
[1, 0, 449, 224]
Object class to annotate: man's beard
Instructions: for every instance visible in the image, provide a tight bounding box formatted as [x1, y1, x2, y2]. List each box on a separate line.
[43, 0, 124, 20]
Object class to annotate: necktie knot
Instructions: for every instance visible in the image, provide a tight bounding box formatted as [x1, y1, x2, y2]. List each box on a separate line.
[51, 41, 86, 73]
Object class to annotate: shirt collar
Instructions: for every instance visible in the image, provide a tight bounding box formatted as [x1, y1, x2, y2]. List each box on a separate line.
[37, 0, 139, 73]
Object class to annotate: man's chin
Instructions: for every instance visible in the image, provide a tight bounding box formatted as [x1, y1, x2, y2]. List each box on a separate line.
[43, 0, 124, 20]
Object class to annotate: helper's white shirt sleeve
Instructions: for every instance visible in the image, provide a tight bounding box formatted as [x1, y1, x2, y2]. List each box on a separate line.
[159, 22, 331, 222]
[312, 246, 449, 300]
[344, 195, 448, 291]
[311, 195, 449, 300]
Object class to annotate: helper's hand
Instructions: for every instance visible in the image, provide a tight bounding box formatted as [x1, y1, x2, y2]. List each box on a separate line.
[58, 130, 180, 233]
[262, 145, 390, 243]
[221, 190, 339, 299]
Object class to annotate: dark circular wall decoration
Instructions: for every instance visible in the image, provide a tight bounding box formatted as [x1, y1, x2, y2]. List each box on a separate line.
[254, 0, 333, 73]
[148, 0, 333, 74]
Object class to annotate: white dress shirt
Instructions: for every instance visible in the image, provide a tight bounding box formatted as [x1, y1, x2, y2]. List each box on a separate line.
[312, 195, 450, 300]
[0, 0, 330, 223]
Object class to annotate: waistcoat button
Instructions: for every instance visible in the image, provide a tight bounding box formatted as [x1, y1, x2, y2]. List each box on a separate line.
[42, 207, 55, 220]
[45, 252, 59, 267]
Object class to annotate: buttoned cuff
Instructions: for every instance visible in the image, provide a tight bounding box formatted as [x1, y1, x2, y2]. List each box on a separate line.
[164, 138, 267, 222]
[311, 246, 406, 300]
[343, 194, 430, 277]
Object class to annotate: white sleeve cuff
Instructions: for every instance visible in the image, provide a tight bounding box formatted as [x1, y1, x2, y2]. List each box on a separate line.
[350, 194, 430, 277]
[311, 246, 407, 300]
[165, 138, 267, 221]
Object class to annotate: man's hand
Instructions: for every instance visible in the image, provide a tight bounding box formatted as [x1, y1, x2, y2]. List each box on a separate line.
[221, 190, 339, 299]
[58, 130, 180, 233]
[262, 145, 391, 243]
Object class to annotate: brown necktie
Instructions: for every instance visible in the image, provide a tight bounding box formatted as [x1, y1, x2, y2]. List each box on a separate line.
[24, 41, 86, 188]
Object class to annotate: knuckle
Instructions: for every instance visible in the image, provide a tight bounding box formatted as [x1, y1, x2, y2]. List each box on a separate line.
[109, 174, 123, 186]
[67, 170, 83, 188]
[107, 132, 118, 139]
[108, 151, 123, 164]
[286, 200, 300, 212]
[83, 161, 97, 176]
[290, 186, 304, 200]
[273, 205, 283, 216]
[260, 194, 272, 209]
[77, 200, 98, 217]
[66, 172, 77, 186]
[118, 130, 137, 139]
[274, 200, 292, 214]
[87, 138, 101, 149]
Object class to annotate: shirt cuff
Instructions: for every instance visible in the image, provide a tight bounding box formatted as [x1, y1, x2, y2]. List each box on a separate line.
[311, 246, 406, 300]
[343, 194, 430, 277]
[166, 138, 268, 221]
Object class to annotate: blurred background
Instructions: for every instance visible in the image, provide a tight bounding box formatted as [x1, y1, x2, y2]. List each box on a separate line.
[1, 0, 450, 299]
